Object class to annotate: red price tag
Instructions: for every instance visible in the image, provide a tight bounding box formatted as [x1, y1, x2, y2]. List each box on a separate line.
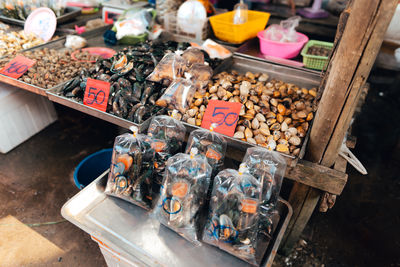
[83, 78, 110, 112]
[0, 55, 35, 79]
[201, 100, 242, 137]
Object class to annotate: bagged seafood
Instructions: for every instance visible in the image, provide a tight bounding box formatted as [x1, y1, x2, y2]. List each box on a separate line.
[105, 127, 156, 209]
[185, 128, 226, 177]
[242, 147, 286, 210]
[146, 53, 186, 86]
[155, 77, 196, 113]
[147, 114, 186, 201]
[153, 148, 212, 243]
[202, 166, 266, 265]
[187, 63, 213, 92]
[182, 48, 205, 67]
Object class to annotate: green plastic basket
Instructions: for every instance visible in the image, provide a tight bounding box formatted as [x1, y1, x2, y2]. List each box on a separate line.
[301, 40, 333, 70]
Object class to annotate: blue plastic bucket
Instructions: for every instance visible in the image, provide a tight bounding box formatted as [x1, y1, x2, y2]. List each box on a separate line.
[73, 148, 113, 189]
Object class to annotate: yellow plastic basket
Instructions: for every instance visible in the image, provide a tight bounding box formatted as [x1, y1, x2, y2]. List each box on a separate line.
[209, 11, 270, 44]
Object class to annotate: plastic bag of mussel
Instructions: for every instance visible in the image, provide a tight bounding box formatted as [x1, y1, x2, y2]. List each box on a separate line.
[153, 148, 212, 244]
[202, 166, 271, 266]
[185, 128, 227, 178]
[147, 115, 186, 202]
[105, 127, 157, 210]
[242, 147, 287, 211]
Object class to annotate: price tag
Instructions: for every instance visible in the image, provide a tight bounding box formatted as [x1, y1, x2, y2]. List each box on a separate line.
[0, 55, 36, 79]
[201, 100, 242, 137]
[83, 78, 111, 112]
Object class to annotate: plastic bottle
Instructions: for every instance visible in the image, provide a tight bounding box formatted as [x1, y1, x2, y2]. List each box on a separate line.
[233, 0, 248, 25]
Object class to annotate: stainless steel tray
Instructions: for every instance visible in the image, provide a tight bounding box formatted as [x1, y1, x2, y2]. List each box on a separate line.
[47, 83, 151, 131]
[0, 26, 114, 96]
[61, 171, 292, 267]
[0, 6, 81, 26]
[183, 55, 321, 166]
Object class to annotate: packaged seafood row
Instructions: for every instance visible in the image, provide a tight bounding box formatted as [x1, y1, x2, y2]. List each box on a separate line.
[105, 119, 286, 264]
[0, 0, 65, 20]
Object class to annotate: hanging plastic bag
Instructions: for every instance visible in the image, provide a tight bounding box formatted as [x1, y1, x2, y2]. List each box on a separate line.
[202, 166, 264, 265]
[114, 8, 155, 40]
[105, 126, 156, 210]
[153, 148, 212, 243]
[146, 53, 187, 86]
[185, 127, 227, 177]
[155, 77, 196, 113]
[263, 16, 301, 43]
[187, 63, 213, 92]
[147, 114, 187, 201]
[242, 147, 286, 210]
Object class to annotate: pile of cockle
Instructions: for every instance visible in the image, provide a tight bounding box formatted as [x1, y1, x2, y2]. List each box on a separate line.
[61, 40, 221, 124]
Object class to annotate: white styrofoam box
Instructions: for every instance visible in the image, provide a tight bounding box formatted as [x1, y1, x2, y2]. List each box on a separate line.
[0, 84, 57, 153]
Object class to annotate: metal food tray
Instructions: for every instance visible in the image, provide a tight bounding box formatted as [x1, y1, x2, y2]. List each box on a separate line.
[61, 171, 292, 267]
[0, 6, 81, 26]
[0, 26, 114, 96]
[182, 55, 321, 166]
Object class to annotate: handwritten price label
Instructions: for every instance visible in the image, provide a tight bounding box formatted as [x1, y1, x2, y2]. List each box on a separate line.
[83, 78, 110, 112]
[201, 100, 242, 137]
[0, 55, 36, 79]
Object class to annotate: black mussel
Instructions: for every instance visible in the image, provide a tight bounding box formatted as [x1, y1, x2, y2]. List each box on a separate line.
[98, 73, 111, 81]
[62, 77, 80, 94]
[140, 83, 154, 104]
[118, 78, 131, 89]
[134, 105, 147, 123]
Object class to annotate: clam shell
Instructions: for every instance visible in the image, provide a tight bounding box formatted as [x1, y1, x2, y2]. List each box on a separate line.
[234, 131, 245, 139]
[289, 136, 301, 146]
[252, 118, 259, 129]
[255, 134, 266, 144]
[245, 127, 253, 139]
[247, 137, 257, 144]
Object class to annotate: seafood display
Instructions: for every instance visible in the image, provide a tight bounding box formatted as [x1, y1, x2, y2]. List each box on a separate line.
[0, 30, 45, 57]
[1, 0, 65, 20]
[0, 48, 95, 89]
[61, 41, 220, 124]
[153, 148, 212, 243]
[105, 128, 156, 209]
[147, 115, 186, 201]
[185, 128, 227, 177]
[307, 45, 331, 57]
[203, 167, 269, 265]
[180, 70, 318, 156]
[242, 147, 286, 210]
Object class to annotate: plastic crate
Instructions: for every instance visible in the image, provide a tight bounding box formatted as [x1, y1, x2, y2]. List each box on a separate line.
[0, 84, 57, 153]
[209, 11, 270, 44]
[301, 40, 333, 70]
[164, 11, 210, 40]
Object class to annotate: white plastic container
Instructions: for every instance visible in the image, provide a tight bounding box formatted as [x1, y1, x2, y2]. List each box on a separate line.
[0, 84, 57, 153]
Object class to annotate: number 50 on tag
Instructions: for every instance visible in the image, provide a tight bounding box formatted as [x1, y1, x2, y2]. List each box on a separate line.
[83, 78, 110, 112]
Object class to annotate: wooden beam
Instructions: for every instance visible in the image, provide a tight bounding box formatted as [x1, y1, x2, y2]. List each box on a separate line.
[307, 0, 398, 167]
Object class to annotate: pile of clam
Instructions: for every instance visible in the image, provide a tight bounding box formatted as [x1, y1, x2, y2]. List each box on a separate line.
[181, 70, 317, 156]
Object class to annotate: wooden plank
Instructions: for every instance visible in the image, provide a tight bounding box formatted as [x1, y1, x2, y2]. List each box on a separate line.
[306, 0, 398, 167]
[279, 183, 320, 255]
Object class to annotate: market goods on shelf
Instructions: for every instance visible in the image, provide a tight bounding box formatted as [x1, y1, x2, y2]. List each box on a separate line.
[307, 45, 331, 57]
[0, 48, 96, 89]
[0, 30, 46, 57]
[61, 41, 221, 124]
[181, 70, 318, 156]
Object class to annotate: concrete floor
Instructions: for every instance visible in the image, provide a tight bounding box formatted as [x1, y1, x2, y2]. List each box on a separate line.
[1, 72, 399, 267]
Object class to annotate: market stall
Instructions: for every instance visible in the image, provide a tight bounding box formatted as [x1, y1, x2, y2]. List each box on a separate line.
[0, 0, 397, 265]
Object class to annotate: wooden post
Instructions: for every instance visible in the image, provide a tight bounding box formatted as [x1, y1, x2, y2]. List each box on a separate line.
[281, 0, 398, 254]
[307, 0, 398, 167]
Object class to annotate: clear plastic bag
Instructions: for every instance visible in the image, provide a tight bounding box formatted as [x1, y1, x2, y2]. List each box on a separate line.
[147, 115, 187, 201]
[202, 167, 263, 265]
[155, 77, 196, 113]
[185, 128, 227, 177]
[187, 63, 213, 92]
[146, 53, 187, 86]
[182, 48, 205, 67]
[114, 8, 155, 40]
[263, 16, 301, 43]
[153, 149, 212, 243]
[105, 128, 156, 210]
[242, 147, 287, 210]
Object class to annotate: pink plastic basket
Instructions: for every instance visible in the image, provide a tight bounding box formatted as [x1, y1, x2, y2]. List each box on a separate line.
[257, 30, 309, 59]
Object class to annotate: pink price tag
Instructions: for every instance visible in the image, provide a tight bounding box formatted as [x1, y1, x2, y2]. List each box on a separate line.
[0, 55, 36, 79]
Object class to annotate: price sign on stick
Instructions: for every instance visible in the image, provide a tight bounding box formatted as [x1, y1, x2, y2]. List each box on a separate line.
[0, 55, 36, 79]
[201, 100, 242, 137]
[83, 78, 111, 112]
